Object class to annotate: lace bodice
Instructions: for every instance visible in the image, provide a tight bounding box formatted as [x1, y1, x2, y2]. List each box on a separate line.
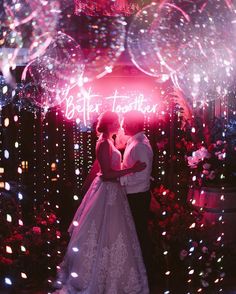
[96, 138, 121, 172]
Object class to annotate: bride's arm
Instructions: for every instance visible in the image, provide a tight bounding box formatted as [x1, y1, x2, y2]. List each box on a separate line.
[97, 140, 145, 180]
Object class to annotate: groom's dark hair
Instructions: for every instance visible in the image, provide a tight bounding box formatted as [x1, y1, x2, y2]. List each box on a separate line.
[123, 110, 144, 133]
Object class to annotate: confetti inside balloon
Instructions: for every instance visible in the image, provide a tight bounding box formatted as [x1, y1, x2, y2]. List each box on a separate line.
[58, 1, 126, 83]
[127, 2, 191, 79]
[128, 0, 236, 103]
[13, 82, 39, 111]
[0, 0, 60, 78]
[172, 0, 236, 102]
[19, 82, 60, 110]
[23, 32, 85, 108]
[27, 33, 84, 91]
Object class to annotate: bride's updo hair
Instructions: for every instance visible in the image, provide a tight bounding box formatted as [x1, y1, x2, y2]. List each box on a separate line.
[96, 111, 119, 134]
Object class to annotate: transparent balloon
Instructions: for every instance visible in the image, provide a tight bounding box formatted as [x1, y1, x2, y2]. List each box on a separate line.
[128, 0, 236, 102]
[172, 0, 236, 102]
[13, 82, 39, 111]
[0, 0, 59, 71]
[27, 33, 84, 90]
[23, 32, 85, 108]
[19, 81, 63, 110]
[127, 2, 191, 79]
[174, 44, 236, 103]
[58, 0, 126, 83]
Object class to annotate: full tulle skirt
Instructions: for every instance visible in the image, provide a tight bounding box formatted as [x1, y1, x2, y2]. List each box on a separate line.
[53, 176, 149, 294]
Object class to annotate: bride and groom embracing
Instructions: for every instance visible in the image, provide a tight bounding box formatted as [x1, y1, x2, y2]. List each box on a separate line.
[53, 110, 154, 294]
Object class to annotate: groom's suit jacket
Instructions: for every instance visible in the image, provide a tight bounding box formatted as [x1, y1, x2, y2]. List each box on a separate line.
[121, 131, 153, 194]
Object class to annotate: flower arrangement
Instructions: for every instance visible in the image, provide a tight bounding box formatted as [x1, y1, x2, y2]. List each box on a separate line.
[0, 190, 68, 291]
[186, 135, 236, 187]
[149, 185, 227, 291]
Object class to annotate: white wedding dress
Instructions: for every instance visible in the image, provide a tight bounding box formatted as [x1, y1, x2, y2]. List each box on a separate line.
[53, 138, 149, 294]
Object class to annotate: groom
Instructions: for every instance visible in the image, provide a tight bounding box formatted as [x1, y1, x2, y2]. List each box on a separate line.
[121, 110, 153, 283]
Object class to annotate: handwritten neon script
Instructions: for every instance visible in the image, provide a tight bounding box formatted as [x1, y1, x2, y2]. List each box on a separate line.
[62, 88, 158, 125]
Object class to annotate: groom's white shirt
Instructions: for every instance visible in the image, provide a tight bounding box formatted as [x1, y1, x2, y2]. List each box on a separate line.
[121, 131, 153, 194]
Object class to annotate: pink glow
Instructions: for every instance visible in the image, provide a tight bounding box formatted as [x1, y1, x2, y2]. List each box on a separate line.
[74, 0, 140, 16]
[61, 87, 159, 125]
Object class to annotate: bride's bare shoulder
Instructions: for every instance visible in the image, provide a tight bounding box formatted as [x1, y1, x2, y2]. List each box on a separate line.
[96, 138, 111, 151]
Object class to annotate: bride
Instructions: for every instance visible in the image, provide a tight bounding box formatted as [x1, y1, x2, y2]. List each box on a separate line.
[53, 111, 149, 294]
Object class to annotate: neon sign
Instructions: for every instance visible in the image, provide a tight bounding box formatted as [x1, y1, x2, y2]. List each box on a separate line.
[62, 88, 159, 125]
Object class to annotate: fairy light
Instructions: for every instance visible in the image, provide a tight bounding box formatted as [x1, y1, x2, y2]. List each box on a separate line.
[156, 107, 168, 184]
[53, 111, 61, 212]
[41, 109, 58, 286]
[87, 120, 93, 172]
[214, 95, 228, 292]
[21, 273, 27, 279]
[77, 119, 85, 191]
[32, 112, 38, 201]
[6, 214, 12, 222]
[1, 78, 235, 292]
[46, 110, 62, 284]
[61, 117, 67, 181]
[72, 119, 81, 199]
[71, 272, 78, 278]
[6, 246, 12, 254]
[144, 112, 150, 140]
[5, 278, 12, 285]
[42, 111, 49, 201]
[13, 107, 29, 285]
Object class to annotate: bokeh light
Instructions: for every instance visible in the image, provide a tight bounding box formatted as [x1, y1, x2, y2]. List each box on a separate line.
[0, 0, 60, 84]
[58, 1, 126, 83]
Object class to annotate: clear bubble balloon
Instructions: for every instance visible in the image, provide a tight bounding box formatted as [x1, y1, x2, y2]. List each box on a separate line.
[19, 81, 60, 110]
[174, 43, 236, 103]
[27, 33, 84, 90]
[13, 82, 38, 111]
[22, 32, 84, 108]
[58, 1, 126, 83]
[172, 0, 236, 102]
[0, 0, 59, 72]
[127, 2, 191, 80]
[128, 0, 236, 102]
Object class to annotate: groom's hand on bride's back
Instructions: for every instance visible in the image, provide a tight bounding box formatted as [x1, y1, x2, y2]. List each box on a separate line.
[131, 160, 146, 172]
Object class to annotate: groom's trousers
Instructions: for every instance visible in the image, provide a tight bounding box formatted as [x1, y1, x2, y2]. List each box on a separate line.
[127, 191, 152, 282]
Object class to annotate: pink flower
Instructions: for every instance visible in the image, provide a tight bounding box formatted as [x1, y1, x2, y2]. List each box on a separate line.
[218, 152, 226, 160]
[187, 156, 199, 168]
[203, 163, 211, 170]
[48, 213, 57, 224]
[150, 197, 160, 214]
[56, 230, 61, 237]
[208, 170, 216, 180]
[202, 246, 208, 253]
[13, 233, 23, 241]
[0, 257, 13, 265]
[32, 226, 41, 234]
[179, 249, 188, 260]
[192, 241, 198, 248]
[203, 169, 209, 175]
